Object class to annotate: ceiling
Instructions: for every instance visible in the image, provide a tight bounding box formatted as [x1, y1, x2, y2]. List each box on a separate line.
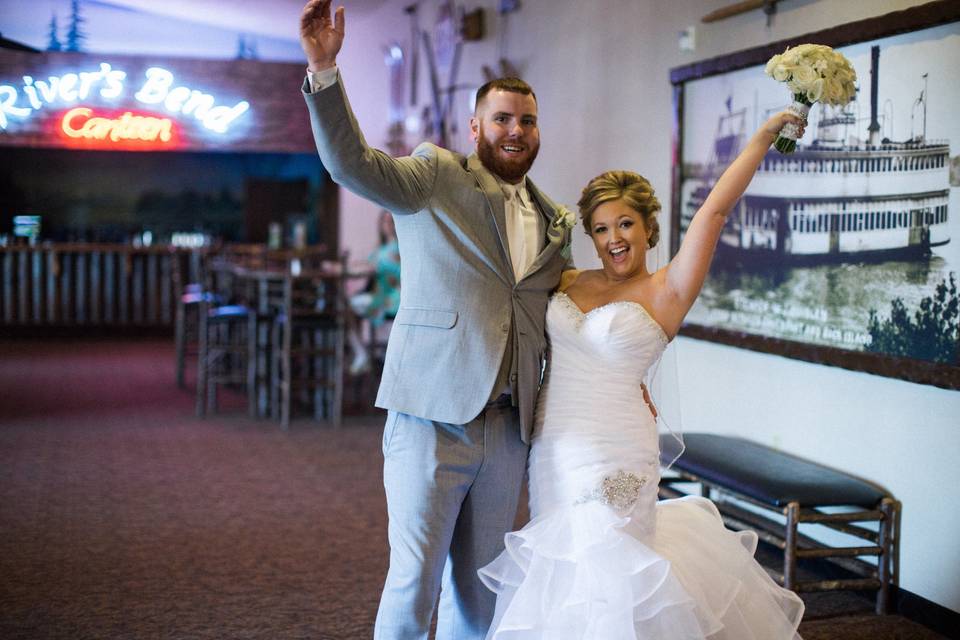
[102, 0, 390, 42]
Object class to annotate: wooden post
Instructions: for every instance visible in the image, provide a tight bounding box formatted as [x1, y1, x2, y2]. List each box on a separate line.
[132, 254, 144, 325]
[90, 251, 101, 324]
[160, 254, 173, 325]
[46, 251, 57, 324]
[104, 252, 115, 324]
[31, 250, 42, 323]
[60, 252, 72, 325]
[146, 252, 158, 324]
[3, 250, 13, 323]
[18, 250, 28, 323]
[784, 502, 800, 590]
[75, 252, 87, 325]
[119, 253, 129, 325]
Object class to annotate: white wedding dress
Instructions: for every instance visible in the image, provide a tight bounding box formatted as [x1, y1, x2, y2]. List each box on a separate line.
[478, 292, 804, 639]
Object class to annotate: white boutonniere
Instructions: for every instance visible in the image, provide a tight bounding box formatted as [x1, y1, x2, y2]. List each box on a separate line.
[551, 206, 576, 231]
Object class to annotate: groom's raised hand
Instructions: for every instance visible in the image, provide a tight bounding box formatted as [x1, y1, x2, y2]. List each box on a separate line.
[300, 0, 345, 71]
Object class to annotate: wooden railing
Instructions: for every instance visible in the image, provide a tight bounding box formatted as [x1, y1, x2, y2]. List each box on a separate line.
[0, 243, 331, 328]
[0, 243, 205, 328]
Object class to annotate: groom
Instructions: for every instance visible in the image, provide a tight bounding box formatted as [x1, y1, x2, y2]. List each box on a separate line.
[299, 2, 572, 638]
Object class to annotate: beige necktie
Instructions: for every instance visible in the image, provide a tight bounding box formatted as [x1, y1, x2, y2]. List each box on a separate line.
[503, 183, 541, 280]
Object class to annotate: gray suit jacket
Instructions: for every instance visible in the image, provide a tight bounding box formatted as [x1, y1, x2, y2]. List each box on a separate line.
[303, 74, 571, 442]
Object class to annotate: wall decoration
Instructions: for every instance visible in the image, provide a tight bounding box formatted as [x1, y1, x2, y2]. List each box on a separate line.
[670, 0, 960, 389]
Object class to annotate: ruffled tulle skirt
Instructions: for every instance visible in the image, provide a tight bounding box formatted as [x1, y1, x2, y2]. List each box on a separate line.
[478, 495, 804, 639]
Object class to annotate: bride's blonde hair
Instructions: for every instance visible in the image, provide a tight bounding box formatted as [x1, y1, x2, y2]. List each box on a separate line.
[577, 171, 661, 248]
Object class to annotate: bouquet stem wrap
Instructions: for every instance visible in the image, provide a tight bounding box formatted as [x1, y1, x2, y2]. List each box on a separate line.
[774, 96, 811, 154]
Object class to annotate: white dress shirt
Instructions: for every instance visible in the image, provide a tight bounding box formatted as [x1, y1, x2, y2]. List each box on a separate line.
[307, 67, 339, 92]
[498, 178, 543, 281]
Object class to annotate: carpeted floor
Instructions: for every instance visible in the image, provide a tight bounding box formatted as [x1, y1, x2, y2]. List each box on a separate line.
[0, 338, 948, 639]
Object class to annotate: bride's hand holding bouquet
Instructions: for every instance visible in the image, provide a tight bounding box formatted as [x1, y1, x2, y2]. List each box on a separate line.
[765, 43, 857, 153]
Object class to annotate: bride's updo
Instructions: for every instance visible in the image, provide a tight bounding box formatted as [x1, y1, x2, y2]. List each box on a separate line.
[577, 171, 661, 248]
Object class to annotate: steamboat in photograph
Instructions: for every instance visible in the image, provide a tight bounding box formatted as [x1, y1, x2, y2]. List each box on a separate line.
[678, 27, 959, 360]
[684, 46, 950, 266]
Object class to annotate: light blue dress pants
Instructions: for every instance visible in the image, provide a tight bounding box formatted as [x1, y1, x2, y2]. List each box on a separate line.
[374, 399, 529, 640]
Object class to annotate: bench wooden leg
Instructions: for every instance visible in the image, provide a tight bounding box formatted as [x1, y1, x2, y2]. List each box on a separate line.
[784, 501, 800, 590]
[877, 497, 900, 614]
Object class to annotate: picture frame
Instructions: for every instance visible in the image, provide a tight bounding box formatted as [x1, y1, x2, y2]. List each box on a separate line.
[670, 0, 960, 390]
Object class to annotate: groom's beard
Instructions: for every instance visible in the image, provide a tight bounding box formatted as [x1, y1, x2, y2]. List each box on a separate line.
[477, 135, 540, 183]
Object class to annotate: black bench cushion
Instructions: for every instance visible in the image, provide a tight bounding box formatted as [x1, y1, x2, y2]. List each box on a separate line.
[660, 433, 888, 509]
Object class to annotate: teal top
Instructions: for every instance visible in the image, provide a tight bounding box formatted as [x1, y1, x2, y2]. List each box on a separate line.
[366, 239, 400, 326]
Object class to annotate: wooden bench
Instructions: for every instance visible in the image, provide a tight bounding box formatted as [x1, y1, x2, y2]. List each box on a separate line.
[658, 433, 900, 614]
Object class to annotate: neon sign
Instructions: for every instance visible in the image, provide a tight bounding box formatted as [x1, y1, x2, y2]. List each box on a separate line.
[61, 107, 173, 144]
[134, 68, 248, 133]
[0, 63, 249, 134]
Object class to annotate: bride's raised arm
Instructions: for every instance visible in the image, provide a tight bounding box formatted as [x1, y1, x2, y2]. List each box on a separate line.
[663, 111, 803, 316]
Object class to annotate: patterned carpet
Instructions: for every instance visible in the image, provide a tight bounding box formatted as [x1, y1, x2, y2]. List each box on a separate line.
[0, 338, 948, 639]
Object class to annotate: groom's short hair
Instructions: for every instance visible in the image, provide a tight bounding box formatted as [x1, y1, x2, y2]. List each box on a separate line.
[474, 78, 537, 113]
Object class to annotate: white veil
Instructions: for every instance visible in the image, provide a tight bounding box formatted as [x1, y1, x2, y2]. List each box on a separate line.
[645, 234, 685, 471]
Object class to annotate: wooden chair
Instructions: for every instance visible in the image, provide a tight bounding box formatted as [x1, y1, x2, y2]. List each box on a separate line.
[245, 270, 286, 419]
[270, 257, 347, 429]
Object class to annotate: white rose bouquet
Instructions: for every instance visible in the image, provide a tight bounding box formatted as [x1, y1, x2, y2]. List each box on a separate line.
[765, 43, 857, 153]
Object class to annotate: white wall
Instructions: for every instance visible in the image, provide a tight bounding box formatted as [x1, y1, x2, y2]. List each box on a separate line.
[329, 0, 959, 612]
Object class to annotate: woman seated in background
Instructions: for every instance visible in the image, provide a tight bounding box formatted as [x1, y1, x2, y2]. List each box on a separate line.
[348, 210, 400, 374]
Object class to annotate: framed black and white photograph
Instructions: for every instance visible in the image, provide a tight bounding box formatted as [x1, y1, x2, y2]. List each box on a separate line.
[670, 1, 960, 389]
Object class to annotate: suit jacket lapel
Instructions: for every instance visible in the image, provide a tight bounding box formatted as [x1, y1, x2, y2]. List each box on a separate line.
[527, 180, 557, 228]
[523, 180, 566, 277]
[468, 154, 515, 283]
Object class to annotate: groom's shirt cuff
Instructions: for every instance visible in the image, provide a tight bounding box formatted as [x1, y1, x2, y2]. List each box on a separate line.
[306, 66, 339, 93]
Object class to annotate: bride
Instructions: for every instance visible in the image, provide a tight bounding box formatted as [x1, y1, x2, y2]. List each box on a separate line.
[478, 112, 806, 639]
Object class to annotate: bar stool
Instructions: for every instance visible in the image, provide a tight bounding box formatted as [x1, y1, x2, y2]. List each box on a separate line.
[175, 285, 224, 388]
[270, 258, 347, 429]
[195, 263, 256, 417]
[173, 250, 214, 389]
